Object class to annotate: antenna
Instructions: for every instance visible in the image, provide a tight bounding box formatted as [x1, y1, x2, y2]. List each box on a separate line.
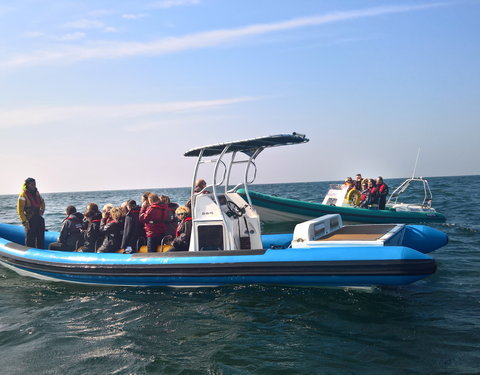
[412, 148, 421, 178]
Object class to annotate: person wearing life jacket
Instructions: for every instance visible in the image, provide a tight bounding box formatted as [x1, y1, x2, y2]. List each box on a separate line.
[161, 195, 179, 238]
[376, 176, 389, 210]
[17, 177, 46, 248]
[139, 193, 167, 252]
[102, 203, 114, 223]
[170, 205, 192, 251]
[344, 177, 354, 188]
[97, 206, 123, 253]
[354, 174, 363, 191]
[48, 206, 84, 251]
[120, 199, 142, 253]
[367, 178, 380, 208]
[77, 203, 102, 252]
[358, 180, 370, 208]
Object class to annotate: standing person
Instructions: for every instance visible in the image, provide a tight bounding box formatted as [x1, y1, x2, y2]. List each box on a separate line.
[358, 180, 370, 208]
[121, 199, 142, 253]
[368, 179, 379, 208]
[376, 176, 389, 210]
[161, 195, 179, 238]
[139, 193, 167, 252]
[354, 174, 363, 190]
[48, 206, 84, 251]
[78, 203, 102, 252]
[17, 177, 45, 248]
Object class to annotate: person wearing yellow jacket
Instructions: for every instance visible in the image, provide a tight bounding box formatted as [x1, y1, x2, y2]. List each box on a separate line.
[17, 177, 45, 248]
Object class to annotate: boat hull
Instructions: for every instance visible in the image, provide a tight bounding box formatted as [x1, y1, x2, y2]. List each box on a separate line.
[0, 223, 438, 288]
[242, 190, 447, 225]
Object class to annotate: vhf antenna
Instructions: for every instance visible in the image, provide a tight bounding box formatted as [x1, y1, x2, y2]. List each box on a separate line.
[412, 148, 421, 178]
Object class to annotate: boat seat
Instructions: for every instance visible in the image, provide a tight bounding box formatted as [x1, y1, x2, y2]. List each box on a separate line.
[292, 214, 405, 248]
[317, 224, 398, 242]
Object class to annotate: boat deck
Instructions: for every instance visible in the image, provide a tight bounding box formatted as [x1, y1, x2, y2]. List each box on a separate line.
[318, 224, 398, 242]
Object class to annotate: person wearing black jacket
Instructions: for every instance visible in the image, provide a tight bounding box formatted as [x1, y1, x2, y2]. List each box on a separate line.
[121, 200, 142, 252]
[48, 206, 84, 251]
[77, 203, 102, 252]
[170, 205, 192, 251]
[376, 176, 389, 210]
[97, 206, 123, 253]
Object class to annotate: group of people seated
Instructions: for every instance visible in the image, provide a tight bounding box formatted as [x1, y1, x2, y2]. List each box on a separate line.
[344, 173, 389, 210]
[48, 191, 193, 254]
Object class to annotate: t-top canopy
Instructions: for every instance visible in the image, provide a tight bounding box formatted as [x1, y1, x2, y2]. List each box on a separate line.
[184, 132, 308, 157]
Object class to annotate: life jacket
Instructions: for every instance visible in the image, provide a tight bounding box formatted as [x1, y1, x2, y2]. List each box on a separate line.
[140, 203, 168, 237]
[25, 190, 42, 209]
[17, 188, 45, 222]
[378, 183, 389, 196]
[176, 217, 192, 237]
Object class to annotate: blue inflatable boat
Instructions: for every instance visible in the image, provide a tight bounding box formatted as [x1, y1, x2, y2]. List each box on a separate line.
[0, 134, 448, 288]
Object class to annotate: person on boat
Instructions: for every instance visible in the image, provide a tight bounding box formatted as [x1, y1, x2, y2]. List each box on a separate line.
[102, 203, 114, 222]
[376, 176, 389, 210]
[17, 177, 46, 248]
[344, 177, 354, 188]
[48, 206, 84, 251]
[358, 180, 371, 208]
[367, 179, 379, 208]
[77, 203, 102, 252]
[120, 199, 142, 253]
[354, 174, 363, 190]
[97, 206, 123, 253]
[162, 195, 179, 237]
[166, 205, 192, 251]
[139, 193, 167, 252]
[141, 192, 151, 208]
[186, 178, 209, 209]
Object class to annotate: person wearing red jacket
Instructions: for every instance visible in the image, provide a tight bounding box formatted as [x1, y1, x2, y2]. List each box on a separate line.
[139, 193, 167, 252]
[376, 176, 389, 210]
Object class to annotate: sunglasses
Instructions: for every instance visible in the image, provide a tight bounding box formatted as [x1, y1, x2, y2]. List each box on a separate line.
[177, 213, 186, 216]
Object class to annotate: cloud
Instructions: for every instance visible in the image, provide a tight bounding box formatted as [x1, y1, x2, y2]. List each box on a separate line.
[122, 13, 147, 19]
[24, 31, 46, 39]
[63, 19, 105, 29]
[1, 3, 447, 68]
[148, 0, 200, 9]
[0, 97, 258, 130]
[56, 32, 86, 41]
[62, 19, 117, 33]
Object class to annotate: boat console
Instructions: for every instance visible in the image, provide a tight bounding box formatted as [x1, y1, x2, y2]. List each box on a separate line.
[184, 133, 309, 251]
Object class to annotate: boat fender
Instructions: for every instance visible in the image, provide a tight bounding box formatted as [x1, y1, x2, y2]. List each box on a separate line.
[345, 189, 361, 206]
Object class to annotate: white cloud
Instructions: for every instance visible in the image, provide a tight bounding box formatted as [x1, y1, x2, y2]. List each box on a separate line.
[148, 0, 200, 9]
[63, 19, 105, 29]
[2, 3, 447, 68]
[0, 97, 258, 130]
[62, 19, 117, 33]
[56, 32, 86, 41]
[122, 13, 147, 19]
[24, 31, 46, 39]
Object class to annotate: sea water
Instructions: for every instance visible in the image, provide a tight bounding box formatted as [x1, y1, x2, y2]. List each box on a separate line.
[0, 176, 479, 374]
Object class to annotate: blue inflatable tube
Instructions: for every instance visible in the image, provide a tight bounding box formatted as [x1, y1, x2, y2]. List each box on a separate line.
[0, 223, 441, 288]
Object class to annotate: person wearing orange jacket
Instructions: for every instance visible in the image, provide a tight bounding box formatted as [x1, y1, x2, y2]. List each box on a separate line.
[17, 177, 45, 248]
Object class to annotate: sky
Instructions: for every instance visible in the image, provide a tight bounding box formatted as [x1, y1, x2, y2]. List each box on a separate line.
[1, 0, 479, 194]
